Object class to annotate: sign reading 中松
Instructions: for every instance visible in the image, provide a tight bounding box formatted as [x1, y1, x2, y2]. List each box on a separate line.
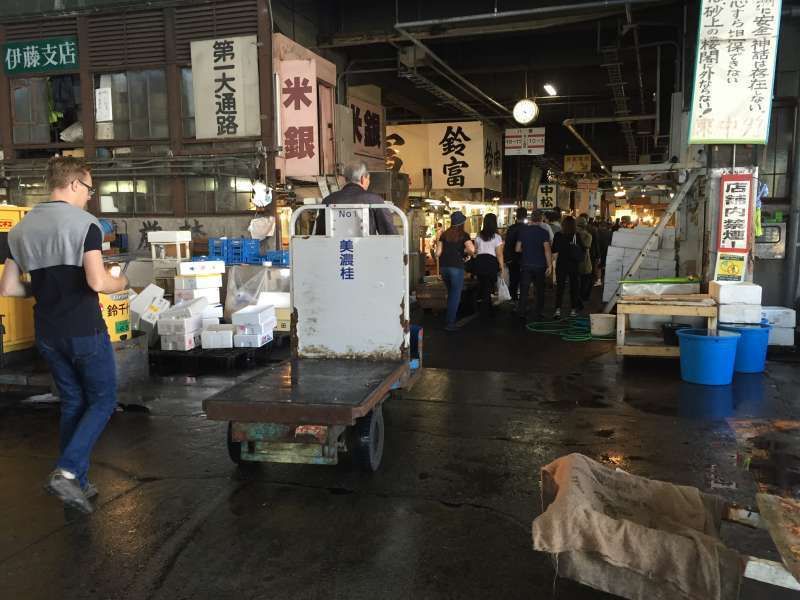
[279, 59, 319, 177]
[191, 36, 261, 139]
[717, 173, 753, 253]
[564, 154, 592, 173]
[3, 36, 78, 75]
[505, 127, 545, 156]
[689, 0, 782, 144]
[537, 183, 558, 208]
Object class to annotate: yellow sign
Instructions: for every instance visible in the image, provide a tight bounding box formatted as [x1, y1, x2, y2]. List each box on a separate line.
[564, 154, 592, 173]
[714, 252, 746, 282]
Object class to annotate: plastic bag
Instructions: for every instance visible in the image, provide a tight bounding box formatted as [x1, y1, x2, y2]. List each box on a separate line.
[496, 275, 511, 302]
[248, 216, 275, 240]
[224, 266, 270, 322]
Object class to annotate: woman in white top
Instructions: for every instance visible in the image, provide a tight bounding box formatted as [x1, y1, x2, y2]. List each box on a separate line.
[472, 213, 504, 316]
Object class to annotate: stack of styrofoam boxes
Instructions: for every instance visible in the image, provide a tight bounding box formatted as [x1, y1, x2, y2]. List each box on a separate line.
[157, 298, 209, 351]
[148, 231, 193, 302]
[130, 283, 171, 346]
[177, 261, 226, 329]
[201, 324, 238, 349]
[256, 291, 291, 334]
[711, 281, 763, 335]
[762, 306, 797, 347]
[232, 304, 276, 348]
[603, 227, 677, 303]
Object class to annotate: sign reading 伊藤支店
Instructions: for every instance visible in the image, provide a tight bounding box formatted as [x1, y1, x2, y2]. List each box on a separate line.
[3, 37, 78, 75]
[689, 0, 782, 144]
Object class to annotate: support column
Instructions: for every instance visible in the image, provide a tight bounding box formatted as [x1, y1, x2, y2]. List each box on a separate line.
[257, 0, 278, 248]
[164, 7, 186, 219]
[785, 103, 800, 307]
[77, 16, 98, 214]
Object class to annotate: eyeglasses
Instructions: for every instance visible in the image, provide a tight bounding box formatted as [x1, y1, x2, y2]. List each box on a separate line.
[74, 179, 96, 197]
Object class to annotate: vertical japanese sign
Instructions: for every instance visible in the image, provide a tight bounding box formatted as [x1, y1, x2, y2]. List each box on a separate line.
[191, 36, 261, 139]
[429, 121, 484, 189]
[279, 59, 319, 177]
[717, 173, 753, 253]
[339, 239, 355, 281]
[483, 125, 503, 192]
[689, 0, 782, 144]
[349, 96, 384, 159]
[3, 36, 77, 75]
[537, 183, 558, 208]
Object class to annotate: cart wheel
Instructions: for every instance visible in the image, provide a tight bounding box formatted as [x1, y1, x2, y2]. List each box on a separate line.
[227, 422, 245, 465]
[353, 405, 385, 472]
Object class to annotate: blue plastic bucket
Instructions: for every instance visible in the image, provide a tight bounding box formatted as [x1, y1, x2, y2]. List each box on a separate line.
[719, 322, 771, 373]
[676, 329, 741, 385]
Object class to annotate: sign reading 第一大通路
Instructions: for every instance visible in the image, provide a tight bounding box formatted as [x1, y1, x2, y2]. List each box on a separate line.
[3, 37, 78, 75]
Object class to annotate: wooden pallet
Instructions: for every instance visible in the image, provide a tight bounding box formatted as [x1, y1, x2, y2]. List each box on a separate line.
[150, 343, 275, 375]
[616, 299, 718, 358]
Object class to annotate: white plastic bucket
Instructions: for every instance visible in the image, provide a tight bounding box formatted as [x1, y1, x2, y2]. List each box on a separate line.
[590, 314, 616, 337]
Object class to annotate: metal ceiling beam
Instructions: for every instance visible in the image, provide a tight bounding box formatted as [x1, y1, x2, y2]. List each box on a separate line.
[562, 115, 656, 175]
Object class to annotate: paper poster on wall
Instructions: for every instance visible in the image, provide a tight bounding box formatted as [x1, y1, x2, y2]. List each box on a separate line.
[95, 88, 112, 122]
[717, 173, 753, 253]
[714, 252, 747, 282]
[689, 0, 782, 144]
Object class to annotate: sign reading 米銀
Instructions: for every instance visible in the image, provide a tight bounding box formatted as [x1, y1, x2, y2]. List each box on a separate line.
[279, 59, 319, 177]
[717, 173, 753, 253]
[349, 96, 384, 160]
[689, 0, 782, 144]
[3, 37, 78, 75]
[191, 36, 261, 139]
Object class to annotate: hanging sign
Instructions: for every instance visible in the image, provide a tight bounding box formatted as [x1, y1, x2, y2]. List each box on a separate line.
[3, 36, 78, 75]
[714, 252, 747, 282]
[191, 35, 261, 139]
[278, 59, 319, 177]
[349, 96, 384, 159]
[429, 121, 484, 189]
[688, 0, 782, 144]
[717, 173, 753, 253]
[564, 154, 592, 173]
[537, 183, 558, 208]
[504, 127, 545, 156]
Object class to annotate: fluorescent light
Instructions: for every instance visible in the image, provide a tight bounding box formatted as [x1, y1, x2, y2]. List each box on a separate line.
[614, 189, 626, 198]
[425, 199, 443, 206]
[543, 84, 557, 96]
[498, 204, 518, 209]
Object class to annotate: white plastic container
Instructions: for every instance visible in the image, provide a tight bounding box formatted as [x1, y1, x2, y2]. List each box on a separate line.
[236, 317, 277, 336]
[234, 332, 273, 348]
[174, 274, 223, 290]
[710, 281, 762, 305]
[161, 298, 209, 319]
[175, 287, 220, 304]
[769, 327, 795, 347]
[177, 260, 226, 275]
[761, 306, 797, 328]
[202, 303, 224, 319]
[201, 325, 236, 349]
[590, 314, 616, 337]
[232, 304, 276, 326]
[157, 316, 203, 335]
[160, 332, 201, 351]
[719, 304, 763, 325]
[202, 317, 221, 329]
[147, 230, 192, 244]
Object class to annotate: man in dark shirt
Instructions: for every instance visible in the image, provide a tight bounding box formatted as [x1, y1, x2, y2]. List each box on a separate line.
[0, 156, 128, 514]
[503, 207, 527, 302]
[515, 210, 553, 321]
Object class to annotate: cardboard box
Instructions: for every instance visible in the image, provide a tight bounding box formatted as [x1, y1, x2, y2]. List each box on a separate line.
[710, 281, 762, 305]
[234, 332, 273, 348]
[157, 315, 203, 335]
[769, 327, 795, 347]
[160, 332, 201, 351]
[761, 306, 796, 328]
[174, 274, 223, 290]
[177, 260, 226, 276]
[719, 304, 763, 325]
[201, 325, 236, 349]
[175, 287, 221, 304]
[161, 298, 209, 319]
[236, 317, 277, 336]
[232, 304, 276, 326]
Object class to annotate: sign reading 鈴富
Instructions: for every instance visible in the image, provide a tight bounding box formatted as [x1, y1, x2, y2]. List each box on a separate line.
[3, 36, 78, 75]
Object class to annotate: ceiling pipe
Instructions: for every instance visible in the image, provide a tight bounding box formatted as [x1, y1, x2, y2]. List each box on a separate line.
[625, 3, 648, 115]
[562, 114, 656, 174]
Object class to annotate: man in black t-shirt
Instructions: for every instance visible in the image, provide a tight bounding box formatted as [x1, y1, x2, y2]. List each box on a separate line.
[0, 156, 128, 514]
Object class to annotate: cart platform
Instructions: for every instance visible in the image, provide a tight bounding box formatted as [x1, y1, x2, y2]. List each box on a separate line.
[203, 359, 409, 426]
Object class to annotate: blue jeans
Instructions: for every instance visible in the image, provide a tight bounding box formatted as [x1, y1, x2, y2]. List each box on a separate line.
[440, 267, 465, 327]
[36, 331, 117, 487]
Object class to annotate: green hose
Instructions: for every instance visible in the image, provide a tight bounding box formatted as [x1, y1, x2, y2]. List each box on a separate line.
[526, 316, 615, 342]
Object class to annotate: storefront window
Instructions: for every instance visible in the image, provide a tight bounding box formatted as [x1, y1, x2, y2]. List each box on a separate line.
[186, 175, 253, 214]
[94, 70, 168, 141]
[98, 178, 172, 215]
[10, 75, 81, 144]
[761, 104, 794, 201]
[180, 68, 195, 138]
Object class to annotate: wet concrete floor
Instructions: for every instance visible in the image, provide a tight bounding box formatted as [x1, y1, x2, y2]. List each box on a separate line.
[1, 304, 800, 599]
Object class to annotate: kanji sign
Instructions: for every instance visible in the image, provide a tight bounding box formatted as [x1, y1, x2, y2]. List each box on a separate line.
[3, 36, 78, 75]
[339, 239, 355, 281]
[190, 36, 261, 139]
[348, 95, 384, 159]
[505, 127, 545, 156]
[564, 154, 592, 173]
[689, 0, 782, 144]
[279, 59, 319, 177]
[537, 183, 558, 208]
[717, 173, 753, 253]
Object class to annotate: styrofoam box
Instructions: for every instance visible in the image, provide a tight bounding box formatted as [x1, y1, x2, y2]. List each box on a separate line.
[719, 304, 763, 325]
[232, 304, 276, 326]
[160, 332, 201, 351]
[202, 303, 224, 319]
[611, 230, 657, 250]
[147, 230, 191, 244]
[174, 274, 223, 290]
[136, 298, 172, 344]
[256, 291, 291, 308]
[236, 317, 277, 336]
[234, 332, 273, 348]
[710, 281, 763, 305]
[202, 317, 221, 328]
[762, 306, 797, 329]
[175, 287, 221, 304]
[130, 283, 165, 325]
[161, 298, 209, 319]
[769, 327, 795, 347]
[201, 325, 236, 349]
[178, 260, 226, 276]
[158, 315, 203, 335]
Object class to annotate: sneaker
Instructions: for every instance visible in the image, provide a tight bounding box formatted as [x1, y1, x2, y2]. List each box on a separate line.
[45, 470, 93, 514]
[82, 483, 98, 500]
[570, 309, 577, 318]
[554, 308, 561, 319]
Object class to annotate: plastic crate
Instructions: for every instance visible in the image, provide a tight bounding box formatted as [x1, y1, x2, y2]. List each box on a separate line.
[206, 238, 226, 261]
[263, 250, 290, 267]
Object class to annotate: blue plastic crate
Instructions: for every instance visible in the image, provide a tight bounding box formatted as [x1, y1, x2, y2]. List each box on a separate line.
[263, 250, 290, 267]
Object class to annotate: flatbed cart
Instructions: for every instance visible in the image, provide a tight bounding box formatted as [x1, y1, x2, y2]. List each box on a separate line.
[203, 203, 421, 472]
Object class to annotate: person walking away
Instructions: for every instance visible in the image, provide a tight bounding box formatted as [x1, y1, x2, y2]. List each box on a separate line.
[576, 216, 595, 304]
[550, 216, 585, 319]
[472, 213, 504, 317]
[546, 210, 562, 236]
[0, 156, 129, 514]
[515, 210, 553, 322]
[538, 213, 554, 242]
[503, 207, 526, 302]
[436, 211, 475, 331]
[315, 161, 397, 235]
[597, 220, 612, 284]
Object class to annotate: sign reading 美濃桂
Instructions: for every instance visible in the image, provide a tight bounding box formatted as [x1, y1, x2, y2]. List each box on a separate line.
[3, 37, 78, 75]
[689, 0, 782, 144]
